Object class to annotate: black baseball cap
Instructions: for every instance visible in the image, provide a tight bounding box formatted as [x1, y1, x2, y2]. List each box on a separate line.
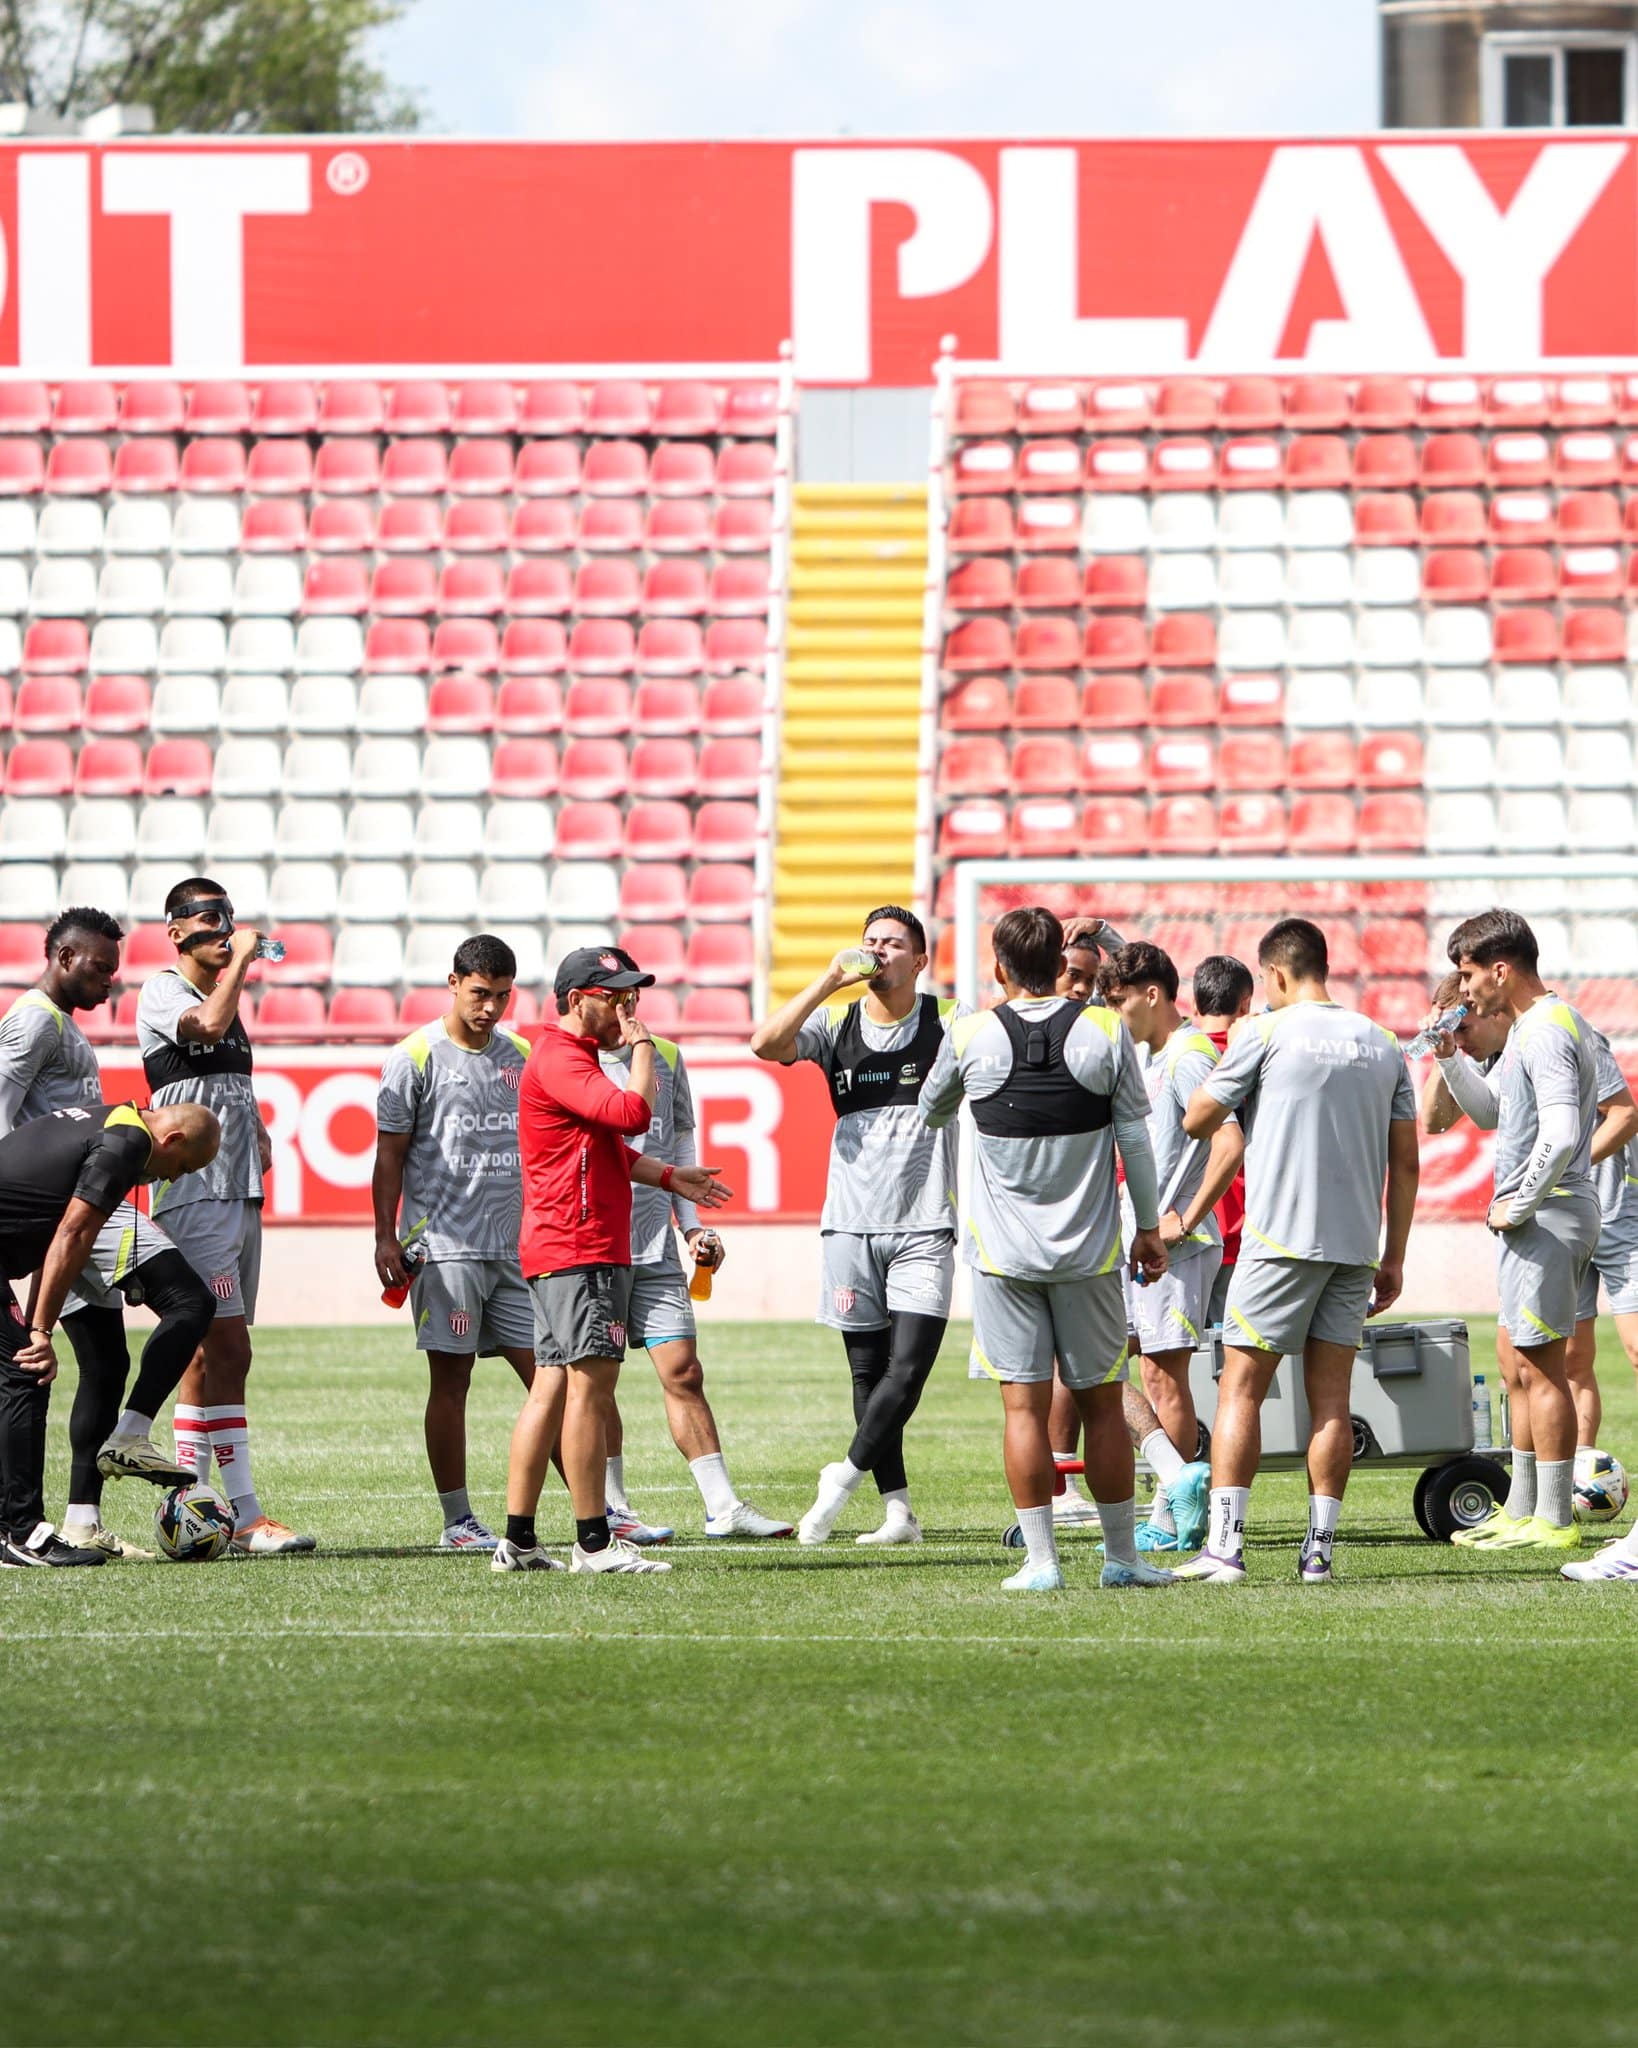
[552, 944, 656, 1002]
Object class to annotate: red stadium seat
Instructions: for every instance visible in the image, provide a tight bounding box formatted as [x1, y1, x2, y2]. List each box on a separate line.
[261, 987, 330, 1039]
[1217, 674, 1285, 726]
[303, 557, 370, 615]
[1285, 436, 1349, 489]
[431, 620, 499, 673]
[448, 439, 515, 497]
[184, 380, 251, 433]
[947, 558, 1015, 613]
[318, 379, 384, 433]
[1490, 493, 1555, 546]
[364, 620, 432, 674]
[376, 501, 443, 555]
[1219, 437, 1284, 489]
[1149, 736, 1215, 792]
[583, 440, 650, 498]
[446, 500, 510, 553]
[1564, 608, 1625, 663]
[144, 738, 213, 795]
[1078, 797, 1147, 856]
[324, 988, 397, 1040]
[1081, 737, 1147, 793]
[686, 926, 754, 987]
[634, 679, 702, 736]
[1352, 437, 1416, 489]
[511, 502, 576, 554]
[654, 380, 724, 436]
[1353, 494, 1416, 546]
[588, 379, 653, 435]
[1423, 551, 1489, 603]
[74, 739, 142, 796]
[552, 801, 622, 861]
[439, 560, 505, 617]
[1144, 673, 1212, 729]
[1287, 732, 1357, 789]
[947, 500, 1015, 554]
[242, 498, 309, 551]
[259, 926, 332, 987]
[1485, 377, 1549, 427]
[1150, 796, 1217, 854]
[1218, 732, 1287, 790]
[1286, 376, 1350, 429]
[952, 381, 1016, 435]
[55, 380, 117, 432]
[515, 442, 582, 498]
[620, 864, 688, 925]
[574, 560, 641, 618]
[507, 560, 573, 616]
[1019, 383, 1084, 433]
[568, 620, 636, 677]
[118, 928, 173, 986]
[939, 737, 1009, 796]
[245, 439, 311, 495]
[1011, 676, 1079, 730]
[649, 443, 716, 498]
[1079, 674, 1147, 729]
[618, 925, 686, 986]
[371, 558, 436, 616]
[724, 381, 777, 436]
[1086, 382, 1152, 432]
[1155, 377, 1216, 431]
[1014, 618, 1079, 673]
[688, 864, 754, 924]
[691, 801, 759, 862]
[1491, 548, 1559, 602]
[1085, 439, 1150, 492]
[1558, 491, 1621, 543]
[382, 440, 447, 497]
[943, 619, 1012, 674]
[942, 678, 1011, 731]
[1493, 609, 1560, 663]
[644, 559, 709, 617]
[1010, 798, 1080, 858]
[490, 738, 560, 799]
[1361, 920, 1427, 975]
[1221, 376, 1282, 429]
[385, 380, 452, 435]
[1357, 733, 1424, 788]
[701, 676, 763, 735]
[1218, 793, 1288, 852]
[646, 500, 713, 554]
[712, 502, 774, 555]
[1419, 376, 1481, 429]
[1554, 376, 1617, 426]
[0, 439, 44, 493]
[83, 674, 150, 734]
[112, 438, 178, 494]
[639, 620, 706, 677]
[426, 675, 495, 733]
[1151, 438, 1216, 490]
[0, 383, 48, 433]
[563, 678, 633, 736]
[629, 738, 700, 800]
[1018, 438, 1084, 493]
[495, 676, 563, 735]
[0, 931, 42, 983]
[710, 561, 771, 619]
[1289, 794, 1358, 853]
[1558, 431, 1620, 487]
[622, 800, 694, 863]
[1084, 617, 1149, 671]
[953, 440, 1017, 493]
[1487, 431, 1553, 488]
[1434, 429, 1507, 484]
[1354, 377, 1416, 428]
[1011, 736, 1080, 795]
[22, 621, 88, 674]
[1357, 793, 1426, 851]
[500, 621, 567, 674]
[1082, 557, 1148, 610]
[45, 440, 112, 494]
[13, 676, 82, 734]
[679, 989, 752, 1036]
[579, 502, 645, 554]
[1151, 615, 1216, 669]
[1419, 492, 1485, 545]
[5, 740, 72, 796]
[520, 381, 584, 435]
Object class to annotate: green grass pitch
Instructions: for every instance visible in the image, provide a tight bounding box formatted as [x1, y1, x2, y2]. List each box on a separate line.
[6, 1314, 1638, 2047]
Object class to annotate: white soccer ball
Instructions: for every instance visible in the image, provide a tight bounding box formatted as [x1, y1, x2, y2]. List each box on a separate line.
[154, 1480, 234, 1562]
[1573, 1453, 1630, 1525]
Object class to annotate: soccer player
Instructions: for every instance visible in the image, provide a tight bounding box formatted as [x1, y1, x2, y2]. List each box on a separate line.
[0, 1101, 218, 1567]
[1190, 954, 1254, 1328]
[751, 907, 957, 1548]
[495, 949, 730, 1576]
[919, 905, 1175, 1593]
[1420, 972, 1636, 1542]
[1431, 912, 1604, 1556]
[374, 935, 536, 1552]
[597, 947, 792, 1540]
[138, 877, 311, 1554]
[1175, 918, 1419, 1585]
[1098, 941, 1243, 1553]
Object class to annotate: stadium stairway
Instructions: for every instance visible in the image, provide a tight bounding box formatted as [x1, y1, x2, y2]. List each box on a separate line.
[770, 483, 927, 1002]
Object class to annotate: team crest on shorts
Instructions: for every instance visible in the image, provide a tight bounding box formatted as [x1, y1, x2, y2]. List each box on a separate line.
[607, 1321, 627, 1349]
[209, 1274, 235, 1301]
[448, 1309, 471, 1338]
[833, 1286, 856, 1315]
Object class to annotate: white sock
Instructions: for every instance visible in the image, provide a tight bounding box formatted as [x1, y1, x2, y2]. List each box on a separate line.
[1148, 1483, 1176, 1536]
[688, 1452, 737, 1519]
[1209, 1486, 1249, 1562]
[1142, 1428, 1187, 1489]
[1098, 1496, 1138, 1566]
[1536, 1457, 1574, 1529]
[205, 1404, 257, 1524]
[1017, 1503, 1058, 1570]
[830, 1459, 865, 1495]
[173, 1404, 210, 1481]
[1505, 1448, 1537, 1520]
[605, 1455, 629, 1511]
[879, 1486, 913, 1521]
[112, 1408, 153, 1442]
[62, 1501, 98, 1532]
[438, 1486, 472, 1526]
[1303, 1493, 1342, 1564]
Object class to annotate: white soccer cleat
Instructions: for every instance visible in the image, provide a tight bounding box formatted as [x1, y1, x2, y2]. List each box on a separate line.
[704, 1500, 795, 1539]
[1051, 1490, 1102, 1529]
[1172, 1549, 1247, 1584]
[1561, 1541, 1638, 1583]
[1100, 1557, 1176, 1588]
[230, 1516, 317, 1556]
[1298, 1551, 1335, 1586]
[62, 1522, 155, 1563]
[606, 1503, 674, 1546]
[491, 1537, 565, 1572]
[96, 1433, 193, 1488]
[856, 1509, 923, 1546]
[797, 1462, 854, 1546]
[570, 1536, 672, 1575]
[1001, 1558, 1065, 1592]
[439, 1514, 500, 1551]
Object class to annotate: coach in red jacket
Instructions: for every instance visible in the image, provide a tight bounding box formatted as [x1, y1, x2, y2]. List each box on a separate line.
[495, 947, 731, 1577]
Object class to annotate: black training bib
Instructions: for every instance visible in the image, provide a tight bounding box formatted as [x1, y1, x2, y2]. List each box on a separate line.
[968, 1002, 1112, 1139]
[826, 992, 948, 1119]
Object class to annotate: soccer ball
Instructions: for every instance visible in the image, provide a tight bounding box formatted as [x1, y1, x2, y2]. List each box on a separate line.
[154, 1481, 234, 1562]
[1573, 1453, 1630, 1525]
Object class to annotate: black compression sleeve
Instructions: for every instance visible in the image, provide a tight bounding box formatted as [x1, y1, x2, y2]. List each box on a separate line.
[845, 1311, 946, 1497]
[63, 1305, 130, 1506]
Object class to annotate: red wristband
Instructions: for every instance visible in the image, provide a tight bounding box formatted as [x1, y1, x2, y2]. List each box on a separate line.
[659, 1165, 675, 1192]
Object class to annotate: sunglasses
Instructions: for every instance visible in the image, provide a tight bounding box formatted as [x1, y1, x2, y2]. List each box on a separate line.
[571, 986, 637, 1010]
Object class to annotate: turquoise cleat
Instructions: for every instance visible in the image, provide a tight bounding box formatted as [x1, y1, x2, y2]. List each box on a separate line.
[1135, 1520, 1180, 1553]
[1167, 1462, 1211, 1551]
[1101, 1557, 1176, 1588]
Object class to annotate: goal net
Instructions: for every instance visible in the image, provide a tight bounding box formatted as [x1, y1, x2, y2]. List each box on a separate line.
[942, 851, 1638, 1316]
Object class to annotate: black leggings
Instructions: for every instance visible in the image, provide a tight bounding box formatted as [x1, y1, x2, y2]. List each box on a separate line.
[0, 1299, 48, 1539]
[63, 1252, 216, 1506]
[842, 1312, 947, 1496]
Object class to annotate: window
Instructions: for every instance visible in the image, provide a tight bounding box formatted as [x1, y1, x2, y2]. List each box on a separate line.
[1485, 36, 1634, 128]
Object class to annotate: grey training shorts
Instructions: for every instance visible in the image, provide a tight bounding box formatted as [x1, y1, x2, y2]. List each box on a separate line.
[615, 1251, 697, 1349]
[412, 1257, 533, 1356]
[817, 1229, 955, 1332]
[1126, 1246, 1223, 1358]
[1496, 1192, 1599, 1347]
[161, 1197, 262, 1322]
[63, 1201, 175, 1316]
[970, 1268, 1129, 1391]
[1223, 1256, 1376, 1357]
[1580, 1242, 1638, 1322]
[529, 1266, 628, 1369]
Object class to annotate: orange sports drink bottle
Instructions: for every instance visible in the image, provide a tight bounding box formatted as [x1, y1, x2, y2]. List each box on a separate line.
[689, 1233, 719, 1302]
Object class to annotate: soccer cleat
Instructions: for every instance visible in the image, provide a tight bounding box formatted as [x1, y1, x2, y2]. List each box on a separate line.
[606, 1503, 673, 1546]
[230, 1516, 317, 1556]
[1561, 1542, 1638, 1583]
[703, 1500, 795, 1539]
[1167, 1462, 1212, 1551]
[96, 1433, 193, 1488]
[1001, 1558, 1065, 1592]
[1298, 1552, 1335, 1585]
[1172, 1549, 1247, 1584]
[1100, 1556, 1176, 1588]
[438, 1514, 500, 1551]
[570, 1536, 672, 1575]
[1135, 1520, 1180, 1553]
[1051, 1490, 1102, 1530]
[856, 1510, 923, 1547]
[797, 1463, 855, 1546]
[0, 1521, 105, 1567]
[1450, 1504, 1523, 1547]
[490, 1537, 565, 1572]
[62, 1522, 155, 1563]
[1472, 1515, 1581, 1553]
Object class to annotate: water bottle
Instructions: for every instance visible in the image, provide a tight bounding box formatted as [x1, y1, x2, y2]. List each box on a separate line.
[1471, 1372, 1493, 1450]
[838, 946, 882, 978]
[381, 1240, 428, 1310]
[1405, 1004, 1467, 1058]
[254, 937, 286, 963]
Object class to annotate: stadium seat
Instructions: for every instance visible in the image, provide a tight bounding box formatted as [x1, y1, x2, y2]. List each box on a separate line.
[1010, 676, 1079, 730]
[5, 742, 72, 797]
[83, 674, 150, 735]
[1358, 792, 1427, 851]
[446, 500, 510, 554]
[1288, 794, 1357, 853]
[679, 989, 752, 1035]
[645, 559, 712, 618]
[1218, 732, 1287, 790]
[74, 740, 142, 797]
[1218, 793, 1287, 852]
[491, 739, 560, 800]
[496, 676, 564, 735]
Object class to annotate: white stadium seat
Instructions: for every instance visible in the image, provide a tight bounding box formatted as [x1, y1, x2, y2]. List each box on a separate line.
[483, 801, 554, 862]
[232, 558, 302, 616]
[1421, 670, 1491, 727]
[61, 862, 130, 919]
[97, 558, 165, 616]
[1217, 492, 1284, 550]
[1494, 731, 1563, 790]
[268, 861, 341, 923]
[409, 862, 479, 924]
[30, 559, 96, 616]
[36, 502, 103, 555]
[227, 619, 295, 674]
[352, 739, 421, 800]
[165, 557, 234, 616]
[1217, 552, 1284, 608]
[0, 864, 61, 921]
[1356, 670, 1425, 728]
[273, 800, 347, 862]
[218, 677, 290, 735]
[1148, 496, 1216, 551]
[289, 677, 359, 735]
[1284, 673, 1355, 729]
[203, 800, 278, 865]
[547, 862, 620, 922]
[105, 500, 171, 555]
[331, 925, 406, 988]
[172, 498, 242, 554]
[156, 619, 223, 674]
[344, 801, 416, 863]
[414, 801, 483, 861]
[133, 797, 206, 863]
[150, 676, 221, 735]
[66, 799, 137, 863]
[479, 863, 548, 924]
[338, 861, 409, 922]
[1424, 732, 1494, 790]
[356, 678, 427, 736]
[213, 738, 283, 798]
[281, 738, 353, 799]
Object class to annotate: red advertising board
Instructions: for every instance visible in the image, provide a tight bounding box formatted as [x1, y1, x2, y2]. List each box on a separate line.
[0, 135, 1634, 384]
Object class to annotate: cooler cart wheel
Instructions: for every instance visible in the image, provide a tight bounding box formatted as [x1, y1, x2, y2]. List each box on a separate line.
[1420, 1456, 1509, 1543]
[1194, 1421, 1211, 1462]
[1412, 1466, 1437, 1540]
[1002, 1522, 1024, 1549]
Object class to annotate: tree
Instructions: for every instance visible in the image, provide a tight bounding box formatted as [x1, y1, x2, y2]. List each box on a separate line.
[0, 0, 422, 133]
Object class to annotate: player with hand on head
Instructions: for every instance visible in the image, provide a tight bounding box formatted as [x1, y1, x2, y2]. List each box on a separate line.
[1433, 910, 1603, 1558]
[0, 1100, 218, 1568]
[752, 908, 960, 1549]
[1175, 918, 1419, 1585]
[373, 935, 537, 1552]
[920, 906, 1176, 1594]
[139, 877, 306, 1555]
[1098, 941, 1243, 1553]
[497, 949, 731, 1576]
[1189, 955, 1255, 1328]
[597, 945, 791, 1541]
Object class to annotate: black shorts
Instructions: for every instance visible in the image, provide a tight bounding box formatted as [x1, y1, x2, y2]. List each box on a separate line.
[529, 1267, 629, 1368]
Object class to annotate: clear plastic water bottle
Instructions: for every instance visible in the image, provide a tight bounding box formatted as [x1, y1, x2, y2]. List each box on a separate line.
[838, 946, 881, 978]
[1405, 1004, 1467, 1058]
[253, 937, 286, 963]
[1471, 1372, 1493, 1450]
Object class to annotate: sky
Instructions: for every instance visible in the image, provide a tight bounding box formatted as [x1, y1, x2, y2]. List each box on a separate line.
[377, 0, 1379, 140]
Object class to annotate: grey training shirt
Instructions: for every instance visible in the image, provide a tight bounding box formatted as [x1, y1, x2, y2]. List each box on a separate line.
[0, 990, 103, 1136]
[376, 1018, 529, 1261]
